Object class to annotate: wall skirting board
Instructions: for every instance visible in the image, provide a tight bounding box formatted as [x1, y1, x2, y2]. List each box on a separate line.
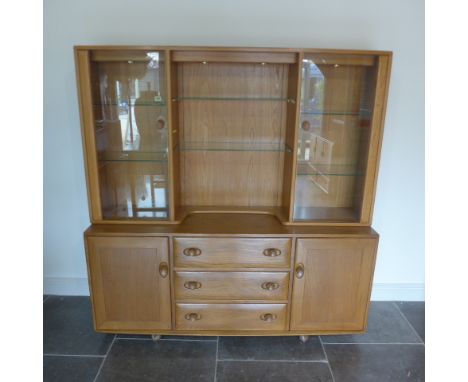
[44, 277, 90, 296]
[370, 283, 425, 301]
[43, 277, 425, 301]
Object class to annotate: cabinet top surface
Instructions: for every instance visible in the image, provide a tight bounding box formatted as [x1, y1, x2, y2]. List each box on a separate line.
[85, 213, 378, 237]
[74, 45, 392, 55]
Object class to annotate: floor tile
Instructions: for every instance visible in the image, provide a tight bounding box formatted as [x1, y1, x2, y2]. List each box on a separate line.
[216, 360, 333, 382]
[321, 301, 422, 343]
[43, 355, 103, 382]
[396, 301, 425, 341]
[44, 296, 114, 355]
[96, 339, 216, 382]
[218, 336, 325, 361]
[325, 344, 424, 382]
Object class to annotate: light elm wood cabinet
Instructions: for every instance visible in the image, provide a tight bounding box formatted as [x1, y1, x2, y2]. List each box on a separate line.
[76, 46, 391, 339]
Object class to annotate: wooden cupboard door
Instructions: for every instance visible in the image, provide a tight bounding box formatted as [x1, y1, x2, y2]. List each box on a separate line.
[86, 237, 171, 331]
[290, 238, 377, 331]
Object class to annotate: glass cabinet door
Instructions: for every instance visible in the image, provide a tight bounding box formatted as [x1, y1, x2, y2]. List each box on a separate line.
[293, 54, 378, 222]
[90, 50, 169, 220]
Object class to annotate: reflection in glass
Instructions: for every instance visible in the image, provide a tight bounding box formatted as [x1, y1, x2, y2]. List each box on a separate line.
[293, 56, 377, 221]
[92, 51, 169, 219]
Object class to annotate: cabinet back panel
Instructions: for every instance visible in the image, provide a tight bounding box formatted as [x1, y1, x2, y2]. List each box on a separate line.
[177, 62, 289, 207]
[178, 62, 288, 98]
[180, 151, 284, 206]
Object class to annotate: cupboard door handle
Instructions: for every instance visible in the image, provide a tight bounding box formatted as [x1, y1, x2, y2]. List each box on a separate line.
[295, 263, 305, 279]
[263, 248, 281, 257]
[183, 247, 202, 257]
[260, 313, 277, 322]
[184, 281, 202, 290]
[185, 313, 201, 322]
[261, 282, 280, 291]
[159, 262, 169, 278]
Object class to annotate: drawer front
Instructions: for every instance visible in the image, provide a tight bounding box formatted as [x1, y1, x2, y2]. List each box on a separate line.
[175, 272, 289, 301]
[173, 238, 291, 268]
[176, 303, 287, 331]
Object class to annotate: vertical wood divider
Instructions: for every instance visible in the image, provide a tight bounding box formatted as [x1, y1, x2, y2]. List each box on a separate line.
[165, 49, 178, 221]
[360, 54, 392, 224]
[286, 235, 297, 330]
[168, 235, 176, 330]
[83, 237, 99, 331]
[75, 49, 103, 221]
[286, 52, 304, 222]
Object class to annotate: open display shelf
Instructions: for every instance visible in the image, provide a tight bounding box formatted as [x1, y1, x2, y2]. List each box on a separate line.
[98, 151, 168, 162]
[177, 141, 292, 152]
[173, 96, 292, 101]
[77, 47, 390, 224]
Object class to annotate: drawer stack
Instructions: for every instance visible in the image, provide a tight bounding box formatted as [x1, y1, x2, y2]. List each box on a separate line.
[173, 237, 292, 331]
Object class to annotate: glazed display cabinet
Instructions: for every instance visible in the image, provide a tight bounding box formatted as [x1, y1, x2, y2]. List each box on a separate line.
[75, 46, 391, 340]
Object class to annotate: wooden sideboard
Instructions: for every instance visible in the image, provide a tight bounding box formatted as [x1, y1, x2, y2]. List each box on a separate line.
[85, 214, 378, 338]
[75, 46, 391, 340]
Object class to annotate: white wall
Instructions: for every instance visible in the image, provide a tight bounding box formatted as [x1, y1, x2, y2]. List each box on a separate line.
[44, 0, 424, 300]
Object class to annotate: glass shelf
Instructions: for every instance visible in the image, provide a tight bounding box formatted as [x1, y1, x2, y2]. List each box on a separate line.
[93, 101, 167, 107]
[98, 151, 168, 162]
[293, 206, 358, 222]
[297, 163, 364, 176]
[177, 141, 292, 152]
[173, 96, 293, 102]
[300, 109, 372, 117]
[103, 206, 169, 220]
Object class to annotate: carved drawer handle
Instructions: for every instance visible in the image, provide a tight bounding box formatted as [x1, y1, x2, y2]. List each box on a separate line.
[261, 282, 280, 291]
[185, 312, 201, 322]
[263, 248, 281, 257]
[260, 313, 277, 322]
[184, 281, 202, 290]
[183, 247, 202, 257]
[158, 262, 169, 278]
[295, 263, 305, 279]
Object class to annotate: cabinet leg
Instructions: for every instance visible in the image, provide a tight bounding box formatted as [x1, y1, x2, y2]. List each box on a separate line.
[151, 335, 161, 341]
[299, 335, 309, 343]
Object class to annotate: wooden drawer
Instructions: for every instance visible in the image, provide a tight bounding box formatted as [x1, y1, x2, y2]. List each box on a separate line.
[175, 303, 287, 331]
[175, 272, 289, 301]
[173, 238, 291, 268]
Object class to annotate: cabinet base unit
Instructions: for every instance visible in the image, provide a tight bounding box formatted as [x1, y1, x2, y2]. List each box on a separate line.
[84, 213, 378, 335]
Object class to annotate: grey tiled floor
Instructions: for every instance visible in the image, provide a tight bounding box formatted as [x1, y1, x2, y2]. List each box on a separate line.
[43, 296, 424, 382]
